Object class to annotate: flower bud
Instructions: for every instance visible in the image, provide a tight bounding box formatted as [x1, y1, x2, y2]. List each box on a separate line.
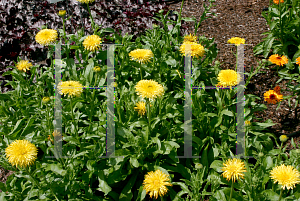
[93, 66, 101, 72]
[195, 163, 203, 169]
[279, 135, 288, 142]
[296, 149, 300, 154]
[258, 152, 264, 157]
[42, 97, 50, 104]
[58, 10, 66, 17]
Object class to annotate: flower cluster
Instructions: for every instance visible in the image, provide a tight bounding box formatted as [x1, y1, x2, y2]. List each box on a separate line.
[227, 37, 246, 46]
[129, 49, 154, 64]
[216, 69, 241, 88]
[269, 54, 288, 66]
[15, 60, 33, 72]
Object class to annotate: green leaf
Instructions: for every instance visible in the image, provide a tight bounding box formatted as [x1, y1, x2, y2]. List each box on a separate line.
[263, 156, 274, 170]
[221, 109, 234, 117]
[263, 37, 275, 58]
[45, 163, 66, 176]
[97, 170, 112, 196]
[129, 157, 139, 168]
[8, 118, 25, 136]
[210, 160, 223, 173]
[262, 190, 280, 200]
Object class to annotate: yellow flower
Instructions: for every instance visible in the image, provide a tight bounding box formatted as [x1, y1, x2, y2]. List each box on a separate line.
[5, 140, 38, 168]
[135, 80, 165, 101]
[216, 70, 241, 88]
[245, 120, 251, 126]
[273, 0, 284, 4]
[35, 29, 58, 46]
[270, 164, 300, 190]
[42, 97, 50, 104]
[93, 66, 101, 72]
[83, 35, 102, 52]
[279, 135, 288, 142]
[58, 81, 83, 98]
[16, 60, 33, 72]
[134, 101, 152, 116]
[143, 169, 173, 199]
[264, 90, 283, 104]
[129, 49, 154, 64]
[58, 10, 66, 17]
[296, 57, 300, 66]
[183, 33, 198, 43]
[179, 41, 205, 59]
[76, 0, 95, 3]
[268, 54, 288, 66]
[227, 37, 246, 46]
[221, 158, 247, 182]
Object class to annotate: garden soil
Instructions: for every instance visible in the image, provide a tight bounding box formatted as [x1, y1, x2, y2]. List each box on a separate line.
[0, 0, 300, 197]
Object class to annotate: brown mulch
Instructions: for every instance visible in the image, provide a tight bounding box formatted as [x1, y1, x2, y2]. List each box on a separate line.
[1, 0, 300, 198]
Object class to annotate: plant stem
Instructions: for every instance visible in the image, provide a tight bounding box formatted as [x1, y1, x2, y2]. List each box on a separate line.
[86, 3, 96, 34]
[46, 104, 51, 137]
[279, 2, 284, 47]
[146, 99, 151, 142]
[278, 188, 283, 201]
[62, 17, 69, 61]
[70, 98, 78, 138]
[229, 179, 234, 201]
[140, 63, 143, 80]
[177, 0, 185, 44]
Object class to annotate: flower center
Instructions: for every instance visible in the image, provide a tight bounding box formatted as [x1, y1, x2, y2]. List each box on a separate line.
[153, 180, 160, 186]
[269, 94, 276, 99]
[276, 57, 281, 60]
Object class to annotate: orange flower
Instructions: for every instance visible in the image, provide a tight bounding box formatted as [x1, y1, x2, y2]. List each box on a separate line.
[264, 90, 283, 104]
[274, 86, 281, 94]
[273, 0, 284, 4]
[296, 57, 300, 66]
[268, 54, 288, 66]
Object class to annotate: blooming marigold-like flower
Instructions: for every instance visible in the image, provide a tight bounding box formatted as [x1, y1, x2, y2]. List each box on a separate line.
[268, 54, 288, 66]
[58, 10, 66, 17]
[58, 81, 83, 98]
[270, 164, 300, 190]
[135, 80, 165, 101]
[273, 0, 284, 4]
[35, 29, 58, 46]
[129, 49, 154, 64]
[183, 33, 198, 43]
[93, 66, 101, 72]
[5, 140, 38, 168]
[76, 0, 95, 3]
[264, 90, 283, 104]
[279, 135, 288, 142]
[143, 169, 173, 199]
[16, 60, 33, 72]
[296, 57, 300, 66]
[83, 35, 102, 52]
[134, 101, 152, 116]
[227, 37, 246, 46]
[221, 158, 247, 182]
[273, 86, 281, 94]
[216, 69, 241, 88]
[179, 41, 205, 59]
[42, 97, 50, 104]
